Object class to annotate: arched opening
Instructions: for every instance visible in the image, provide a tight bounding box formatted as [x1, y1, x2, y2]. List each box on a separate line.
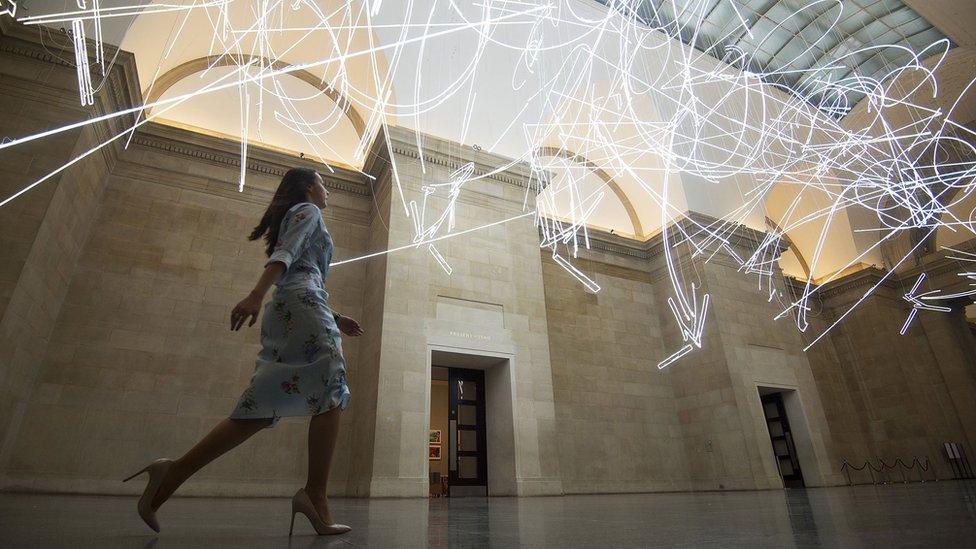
[534, 146, 646, 239]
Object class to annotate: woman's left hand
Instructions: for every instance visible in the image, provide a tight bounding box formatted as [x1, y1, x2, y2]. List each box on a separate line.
[231, 292, 263, 331]
[336, 315, 364, 337]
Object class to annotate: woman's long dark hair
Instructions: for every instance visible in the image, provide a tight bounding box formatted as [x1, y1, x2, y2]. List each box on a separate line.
[249, 167, 319, 256]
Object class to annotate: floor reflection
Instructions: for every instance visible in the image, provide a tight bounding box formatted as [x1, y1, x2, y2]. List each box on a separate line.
[3, 482, 976, 547]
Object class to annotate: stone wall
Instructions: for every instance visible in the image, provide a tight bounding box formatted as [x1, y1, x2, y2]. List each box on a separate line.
[0, 21, 140, 475]
[803, 258, 976, 482]
[352, 128, 563, 497]
[2, 20, 975, 498]
[542, 248, 688, 493]
[688, 243, 837, 490]
[541, 218, 976, 492]
[344, 148, 392, 497]
[0, 106, 373, 493]
[543, 222, 841, 493]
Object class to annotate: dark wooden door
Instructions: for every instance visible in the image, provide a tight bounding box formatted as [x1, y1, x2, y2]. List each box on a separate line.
[448, 368, 488, 496]
[761, 392, 805, 488]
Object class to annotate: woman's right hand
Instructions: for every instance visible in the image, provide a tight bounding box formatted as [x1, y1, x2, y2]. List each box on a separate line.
[231, 292, 263, 331]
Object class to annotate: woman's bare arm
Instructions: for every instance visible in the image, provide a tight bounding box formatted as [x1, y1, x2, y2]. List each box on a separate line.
[230, 262, 286, 331]
[251, 262, 286, 299]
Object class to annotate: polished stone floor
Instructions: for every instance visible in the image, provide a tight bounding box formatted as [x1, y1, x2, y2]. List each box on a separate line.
[2, 481, 976, 548]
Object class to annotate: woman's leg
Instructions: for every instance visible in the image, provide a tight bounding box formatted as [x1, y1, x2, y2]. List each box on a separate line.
[304, 407, 342, 524]
[151, 416, 273, 509]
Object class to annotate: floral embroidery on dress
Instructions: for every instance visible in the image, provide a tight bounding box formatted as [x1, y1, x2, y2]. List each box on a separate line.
[323, 369, 346, 388]
[273, 301, 293, 332]
[306, 394, 322, 414]
[238, 387, 257, 411]
[281, 374, 301, 394]
[298, 289, 317, 308]
[230, 203, 350, 426]
[326, 340, 339, 361]
[303, 333, 322, 362]
[295, 264, 315, 284]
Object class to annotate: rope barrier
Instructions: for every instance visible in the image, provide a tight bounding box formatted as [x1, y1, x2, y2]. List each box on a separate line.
[840, 457, 936, 486]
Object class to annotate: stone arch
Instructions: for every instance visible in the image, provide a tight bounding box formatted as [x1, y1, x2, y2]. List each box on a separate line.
[144, 54, 367, 139]
[534, 146, 646, 239]
[765, 216, 812, 279]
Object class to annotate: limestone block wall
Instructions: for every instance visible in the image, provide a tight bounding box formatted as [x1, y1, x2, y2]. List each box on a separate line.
[804, 266, 976, 481]
[637, 228, 837, 491]
[652, 244, 754, 492]
[542, 247, 689, 493]
[0, 22, 140, 472]
[344, 157, 392, 497]
[0, 119, 373, 496]
[544, 221, 844, 493]
[797, 314, 872, 475]
[695, 252, 837, 489]
[356, 128, 563, 497]
[916, 307, 976, 447]
[543, 214, 976, 493]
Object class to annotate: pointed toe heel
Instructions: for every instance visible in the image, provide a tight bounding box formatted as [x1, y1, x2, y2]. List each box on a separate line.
[123, 458, 174, 533]
[289, 488, 351, 536]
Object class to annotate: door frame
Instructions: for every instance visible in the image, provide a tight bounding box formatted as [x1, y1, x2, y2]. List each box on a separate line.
[425, 345, 518, 497]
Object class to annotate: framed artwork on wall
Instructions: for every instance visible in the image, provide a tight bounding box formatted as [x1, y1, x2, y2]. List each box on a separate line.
[429, 445, 442, 460]
[429, 429, 442, 444]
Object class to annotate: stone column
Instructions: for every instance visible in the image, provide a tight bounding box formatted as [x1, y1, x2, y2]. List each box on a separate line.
[344, 146, 393, 496]
[354, 127, 562, 497]
[916, 300, 976, 460]
[0, 21, 140, 471]
[808, 268, 975, 480]
[652, 216, 839, 490]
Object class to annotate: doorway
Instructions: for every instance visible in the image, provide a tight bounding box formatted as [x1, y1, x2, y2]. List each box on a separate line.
[760, 390, 805, 488]
[428, 348, 517, 497]
[429, 365, 489, 497]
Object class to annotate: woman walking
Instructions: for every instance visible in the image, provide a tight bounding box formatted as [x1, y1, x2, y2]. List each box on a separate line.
[123, 167, 363, 536]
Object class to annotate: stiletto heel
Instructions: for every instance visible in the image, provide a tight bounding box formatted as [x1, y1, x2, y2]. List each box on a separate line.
[122, 465, 151, 483]
[288, 488, 351, 536]
[123, 458, 175, 533]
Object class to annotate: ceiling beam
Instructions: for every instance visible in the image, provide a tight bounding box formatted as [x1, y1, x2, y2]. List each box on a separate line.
[903, 0, 975, 46]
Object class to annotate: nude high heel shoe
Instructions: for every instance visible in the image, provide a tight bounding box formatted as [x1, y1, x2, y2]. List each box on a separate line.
[289, 488, 351, 536]
[123, 458, 175, 533]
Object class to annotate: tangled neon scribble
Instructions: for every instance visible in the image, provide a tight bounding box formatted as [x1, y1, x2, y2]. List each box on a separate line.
[3, 0, 975, 368]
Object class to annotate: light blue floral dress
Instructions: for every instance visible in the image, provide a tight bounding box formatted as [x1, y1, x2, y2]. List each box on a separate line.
[230, 202, 350, 426]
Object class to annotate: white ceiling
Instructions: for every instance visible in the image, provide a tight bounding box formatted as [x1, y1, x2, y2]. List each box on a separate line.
[17, 0, 969, 280]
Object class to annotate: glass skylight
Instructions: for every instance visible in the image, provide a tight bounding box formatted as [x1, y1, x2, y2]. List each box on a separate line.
[600, 0, 952, 117]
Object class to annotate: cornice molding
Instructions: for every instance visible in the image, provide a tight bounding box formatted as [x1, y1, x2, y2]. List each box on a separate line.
[1, 20, 142, 168]
[0, 37, 74, 68]
[901, 238, 976, 281]
[387, 141, 535, 189]
[812, 267, 898, 301]
[806, 240, 976, 305]
[571, 211, 779, 262]
[365, 125, 538, 191]
[0, 21, 140, 107]
[130, 122, 372, 197]
[111, 160, 372, 227]
[585, 235, 655, 260]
